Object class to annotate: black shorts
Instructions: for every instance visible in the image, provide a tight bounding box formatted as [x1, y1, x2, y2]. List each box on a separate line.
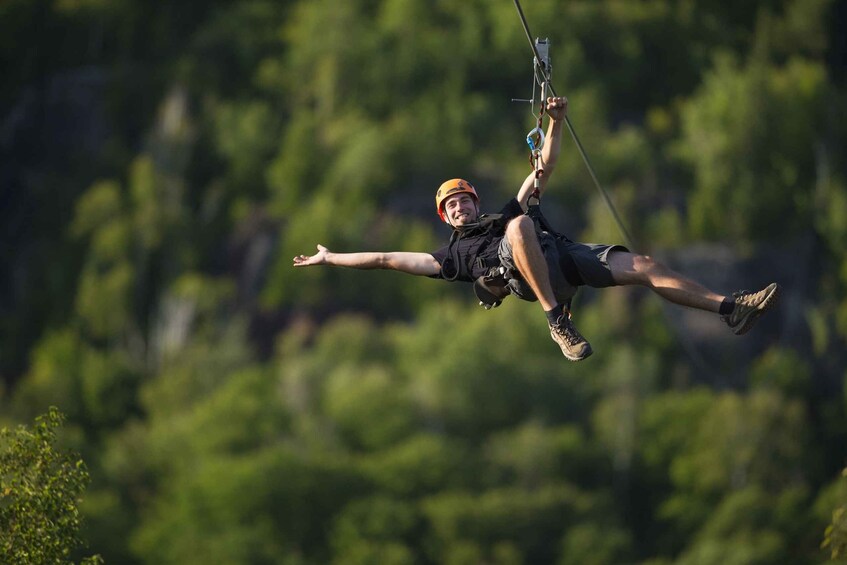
[554, 239, 628, 288]
[498, 231, 627, 302]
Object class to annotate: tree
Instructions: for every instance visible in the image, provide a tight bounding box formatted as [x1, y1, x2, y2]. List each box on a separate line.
[0, 407, 101, 564]
[677, 50, 828, 242]
[822, 467, 847, 561]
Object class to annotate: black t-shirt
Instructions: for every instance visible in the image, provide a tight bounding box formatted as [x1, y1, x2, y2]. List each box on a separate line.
[429, 198, 524, 282]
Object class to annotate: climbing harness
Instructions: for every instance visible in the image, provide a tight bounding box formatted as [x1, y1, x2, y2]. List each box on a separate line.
[441, 214, 505, 283]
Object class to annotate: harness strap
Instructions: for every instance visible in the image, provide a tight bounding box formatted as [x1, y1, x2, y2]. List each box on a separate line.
[475, 255, 501, 270]
[526, 203, 584, 288]
[441, 214, 505, 282]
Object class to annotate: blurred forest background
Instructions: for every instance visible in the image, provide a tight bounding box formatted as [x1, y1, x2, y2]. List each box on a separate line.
[2, 0, 847, 563]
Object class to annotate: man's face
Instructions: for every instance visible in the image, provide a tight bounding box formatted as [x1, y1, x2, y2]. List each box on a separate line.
[443, 193, 478, 226]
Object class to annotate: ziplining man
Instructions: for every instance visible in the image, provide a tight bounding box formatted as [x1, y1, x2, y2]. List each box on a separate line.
[293, 96, 780, 361]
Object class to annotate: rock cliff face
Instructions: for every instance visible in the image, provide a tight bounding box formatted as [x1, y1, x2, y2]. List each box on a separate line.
[1, 67, 111, 163]
[1, 67, 114, 383]
[655, 239, 821, 387]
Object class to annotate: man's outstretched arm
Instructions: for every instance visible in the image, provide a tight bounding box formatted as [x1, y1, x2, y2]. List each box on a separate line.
[293, 244, 441, 276]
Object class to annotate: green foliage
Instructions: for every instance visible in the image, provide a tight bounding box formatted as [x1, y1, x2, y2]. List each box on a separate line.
[484, 421, 601, 489]
[14, 330, 139, 433]
[822, 468, 847, 561]
[422, 483, 627, 564]
[748, 346, 812, 396]
[637, 387, 816, 561]
[329, 495, 417, 565]
[358, 433, 469, 497]
[673, 486, 804, 565]
[558, 522, 632, 565]
[0, 407, 101, 564]
[677, 52, 827, 242]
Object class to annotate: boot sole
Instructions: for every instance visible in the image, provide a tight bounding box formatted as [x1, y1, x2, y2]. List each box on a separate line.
[563, 344, 594, 362]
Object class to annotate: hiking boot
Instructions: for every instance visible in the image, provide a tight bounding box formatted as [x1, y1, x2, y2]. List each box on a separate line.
[721, 283, 780, 335]
[549, 315, 593, 361]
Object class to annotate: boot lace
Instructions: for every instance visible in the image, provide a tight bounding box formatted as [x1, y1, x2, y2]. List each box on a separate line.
[552, 317, 583, 346]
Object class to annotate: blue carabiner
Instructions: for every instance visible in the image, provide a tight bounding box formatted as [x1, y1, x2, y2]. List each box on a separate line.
[526, 126, 545, 152]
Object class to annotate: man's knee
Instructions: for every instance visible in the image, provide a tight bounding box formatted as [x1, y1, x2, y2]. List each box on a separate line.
[631, 254, 674, 285]
[632, 254, 657, 273]
[610, 252, 661, 286]
[505, 215, 536, 246]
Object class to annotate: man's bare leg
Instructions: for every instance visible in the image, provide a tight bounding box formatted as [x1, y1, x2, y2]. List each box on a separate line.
[505, 216, 592, 360]
[607, 250, 780, 334]
[607, 251, 725, 312]
[505, 216, 558, 310]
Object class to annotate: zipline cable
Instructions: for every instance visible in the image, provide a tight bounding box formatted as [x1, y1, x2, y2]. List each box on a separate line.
[512, 0, 635, 250]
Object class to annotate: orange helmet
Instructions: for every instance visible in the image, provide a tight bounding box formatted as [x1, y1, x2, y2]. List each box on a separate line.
[435, 178, 479, 222]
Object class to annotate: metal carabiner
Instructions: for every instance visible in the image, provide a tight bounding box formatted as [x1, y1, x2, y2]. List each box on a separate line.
[526, 126, 545, 152]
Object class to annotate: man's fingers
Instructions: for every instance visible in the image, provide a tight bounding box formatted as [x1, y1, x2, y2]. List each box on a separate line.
[293, 244, 328, 266]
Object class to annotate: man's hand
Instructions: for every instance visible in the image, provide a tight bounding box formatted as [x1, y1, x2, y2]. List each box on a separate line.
[545, 96, 568, 121]
[293, 244, 329, 267]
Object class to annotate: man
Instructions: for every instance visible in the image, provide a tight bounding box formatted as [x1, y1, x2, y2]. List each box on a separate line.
[293, 96, 779, 361]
